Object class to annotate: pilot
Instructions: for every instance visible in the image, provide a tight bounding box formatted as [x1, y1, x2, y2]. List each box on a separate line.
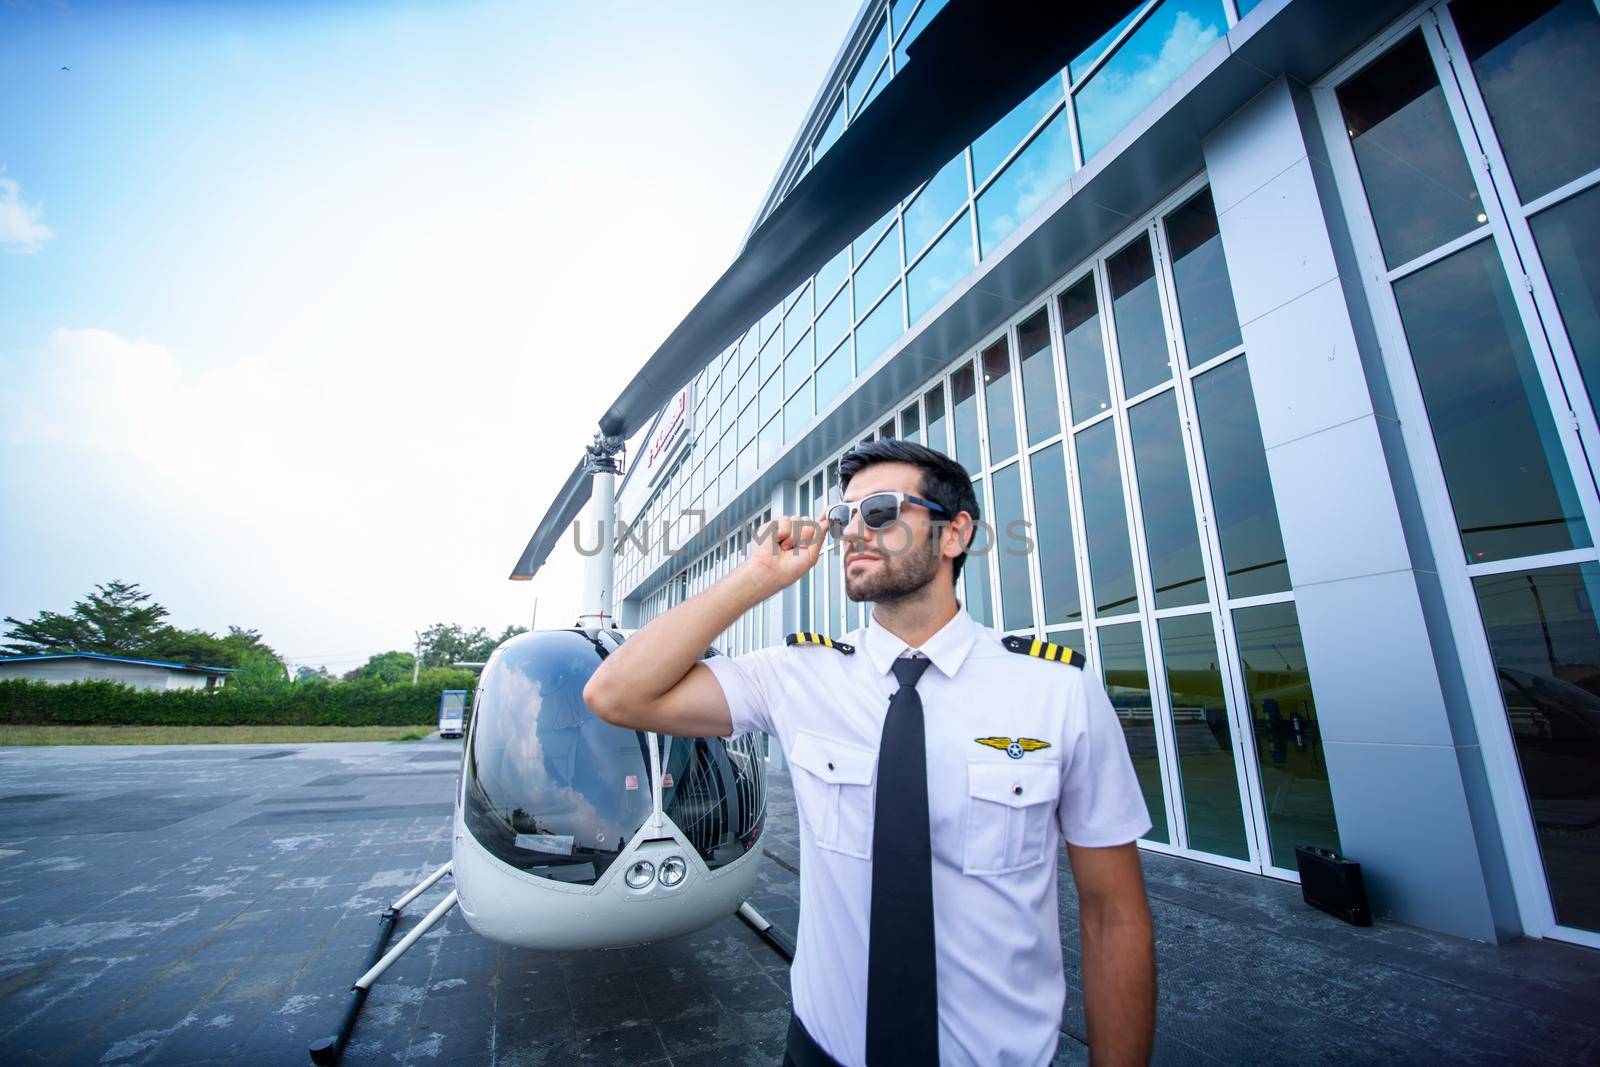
[584, 439, 1156, 1067]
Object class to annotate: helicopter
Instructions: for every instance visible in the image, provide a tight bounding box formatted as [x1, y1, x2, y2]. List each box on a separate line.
[306, 3, 1135, 1061]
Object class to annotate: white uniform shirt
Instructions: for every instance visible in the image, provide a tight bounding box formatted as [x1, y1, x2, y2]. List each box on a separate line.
[705, 607, 1151, 1067]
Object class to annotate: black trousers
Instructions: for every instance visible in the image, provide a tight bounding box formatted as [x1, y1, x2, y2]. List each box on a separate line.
[783, 1014, 844, 1067]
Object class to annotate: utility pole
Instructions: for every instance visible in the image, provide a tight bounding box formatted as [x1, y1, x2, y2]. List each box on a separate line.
[531, 596, 539, 632]
[411, 631, 422, 685]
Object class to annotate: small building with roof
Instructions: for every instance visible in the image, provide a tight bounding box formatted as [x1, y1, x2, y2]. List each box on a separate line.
[0, 653, 234, 691]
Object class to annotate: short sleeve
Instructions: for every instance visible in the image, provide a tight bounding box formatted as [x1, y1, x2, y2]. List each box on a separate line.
[703, 647, 789, 739]
[1058, 674, 1153, 848]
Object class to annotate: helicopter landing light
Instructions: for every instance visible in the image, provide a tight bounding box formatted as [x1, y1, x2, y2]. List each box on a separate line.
[658, 855, 687, 888]
[624, 860, 655, 889]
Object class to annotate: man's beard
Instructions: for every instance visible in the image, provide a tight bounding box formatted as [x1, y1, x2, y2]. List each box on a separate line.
[843, 539, 942, 602]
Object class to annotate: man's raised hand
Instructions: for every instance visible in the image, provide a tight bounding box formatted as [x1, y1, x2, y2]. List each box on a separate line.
[741, 514, 831, 595]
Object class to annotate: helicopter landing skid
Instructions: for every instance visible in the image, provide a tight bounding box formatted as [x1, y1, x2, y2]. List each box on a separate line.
[307, 861, 795, 1065]
[736, 901, 795, 963]
[308, 861, 456, 1066]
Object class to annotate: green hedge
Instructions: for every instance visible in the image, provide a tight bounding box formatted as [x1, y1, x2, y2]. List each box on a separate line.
[0, 678, 475, 727]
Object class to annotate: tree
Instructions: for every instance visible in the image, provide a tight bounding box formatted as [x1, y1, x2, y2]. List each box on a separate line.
[2, 583, 289, 683]
[417, 623, 489, 668]
[231, 649, 291, 691]
[294, 665, 334, 684]
[344, 650, 416, 684]
[3, 580, 168, 656]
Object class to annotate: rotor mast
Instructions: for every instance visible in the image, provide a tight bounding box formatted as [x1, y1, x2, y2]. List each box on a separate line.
[576, 430, 626, 636]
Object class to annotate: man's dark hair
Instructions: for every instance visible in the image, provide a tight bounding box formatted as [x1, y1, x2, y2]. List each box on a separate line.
[837, 439, 981, 585]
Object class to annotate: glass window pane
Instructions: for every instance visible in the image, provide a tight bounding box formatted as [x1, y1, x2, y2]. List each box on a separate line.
[1099, 621, 1169, 844]
[1060, 275, 1113, 424]
[1031, 442, 1082, 625]
[1070, 4, 1142, 84]
[950, 362, 982, 476]
[854, 224, 902, 310]
[784, 285, 812, 352]
[1336, 32, 1484, 269]
[759, 330, 782, 384]
[964, 481, 994, 626]
[1233, 601, 1341, 870]
[816, 286, 851, 355]
[1392, 239, 1590, 561]
[925, 383, 949, 453]
[758, 369, 784, 426]
[758, 415, 781, 466]
[1107, 235, 1171, 398]
[856, 283, 905, 370]
[854, 206, 897, 262]
[1075, 0, 1227, 161]
[972, 76, 1064, 186]
[817, 244, 850, 301]
[784, 384, 813, 442]
[1077, 419, 1139, 617]
[1530, 185, 1600, 421]
[738, 443, 756, 487]
[904, 152, 969, 259]
[976, 108, 1075, 259]
[908, 210, 973, 323]
[1192, 356, 1291, 597]
[816, 338, 853, 410]
[1472, 563, 1600, 933]
[993, 462, 1033, 631]
[1158, 613, 1248, 860]
[1165, 187, 1241, 365]
[785, 331, 813, 397]
[737, 401, 757, 449]
[760, 304, 781, 345]
[738, 363, 757, 411]
[1017, 307, 1060, 445]
[894, 0, 949, 69]
[982, 337, 1019, 464]
[813, 95, 846, 163]
[1130, 391, 1209, 609]
[848, 18, 889, 117]
[741, 327, 759, 370]
[879, 419, 896, 440]
[900, 401, 921, 444]
[1452, 0, 1600, 203]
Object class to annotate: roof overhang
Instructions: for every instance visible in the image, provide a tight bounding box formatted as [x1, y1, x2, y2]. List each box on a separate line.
[614, 0, 1415, 600]
[511, 0, 1135, 580]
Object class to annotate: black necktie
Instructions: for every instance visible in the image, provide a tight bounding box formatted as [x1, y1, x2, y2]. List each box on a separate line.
[867, 654, 937, 1065]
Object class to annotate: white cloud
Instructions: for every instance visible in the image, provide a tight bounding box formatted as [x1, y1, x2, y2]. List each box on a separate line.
[0, 172, 54, 253]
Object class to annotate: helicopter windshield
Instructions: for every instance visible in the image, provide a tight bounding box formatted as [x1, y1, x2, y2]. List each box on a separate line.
[463, 630, 651, 885]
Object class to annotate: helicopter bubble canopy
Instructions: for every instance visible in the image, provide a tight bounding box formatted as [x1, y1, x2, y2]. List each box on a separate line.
[460, 628, 765, 889]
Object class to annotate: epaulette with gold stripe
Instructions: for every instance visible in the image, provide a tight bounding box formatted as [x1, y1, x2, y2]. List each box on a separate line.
[785, 631, 855, 654]
[1001, 634, 1084, 668]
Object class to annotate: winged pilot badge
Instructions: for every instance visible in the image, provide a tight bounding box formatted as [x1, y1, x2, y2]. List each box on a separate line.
[974, 737, 1052, 760]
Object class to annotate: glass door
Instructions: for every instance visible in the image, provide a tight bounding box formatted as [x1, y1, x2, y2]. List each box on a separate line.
[1319, 0, 1600, 943]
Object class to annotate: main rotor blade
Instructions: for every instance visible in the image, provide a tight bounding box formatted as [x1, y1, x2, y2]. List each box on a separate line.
[510, 456, 593, 580]
[516, 0, 1128, 580]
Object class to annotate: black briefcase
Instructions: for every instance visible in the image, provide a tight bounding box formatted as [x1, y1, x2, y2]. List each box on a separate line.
[1295, 845, 1372, 926]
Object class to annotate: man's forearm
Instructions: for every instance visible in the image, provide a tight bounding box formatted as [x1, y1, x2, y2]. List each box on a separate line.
[1079, 901, 1155, 1066]
[586, 561, 774, 708]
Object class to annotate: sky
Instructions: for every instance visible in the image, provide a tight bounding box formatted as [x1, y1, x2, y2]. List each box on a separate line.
[0, 0, 860, 675]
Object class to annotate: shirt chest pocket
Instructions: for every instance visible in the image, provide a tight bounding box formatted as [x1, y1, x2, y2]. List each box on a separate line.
[788, 730, 877, 861]
[963, 760, 1060, 876]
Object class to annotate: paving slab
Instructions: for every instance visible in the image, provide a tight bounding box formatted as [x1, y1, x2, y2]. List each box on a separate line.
[0, 738, 1596, 1066]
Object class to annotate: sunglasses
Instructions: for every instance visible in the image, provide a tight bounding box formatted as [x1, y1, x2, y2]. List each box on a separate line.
[826, 491, 949, 538]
